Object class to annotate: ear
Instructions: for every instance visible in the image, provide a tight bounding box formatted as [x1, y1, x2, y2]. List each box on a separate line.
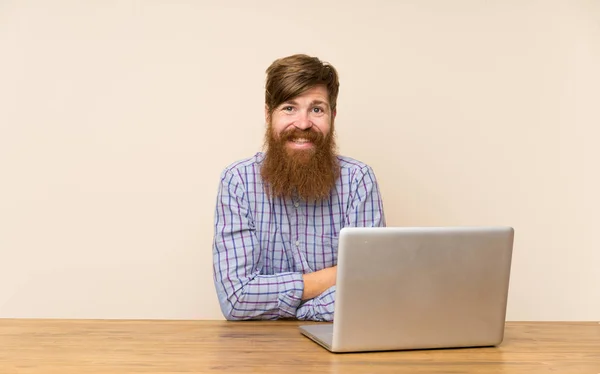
[265, 104, 270, 123]
[332, 108, 337, 119]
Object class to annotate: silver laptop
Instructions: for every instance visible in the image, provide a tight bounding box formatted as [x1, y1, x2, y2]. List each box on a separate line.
[299, 226, 514, 353]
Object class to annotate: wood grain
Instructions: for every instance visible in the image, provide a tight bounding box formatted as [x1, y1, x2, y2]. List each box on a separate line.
[0, 320, 598, 373]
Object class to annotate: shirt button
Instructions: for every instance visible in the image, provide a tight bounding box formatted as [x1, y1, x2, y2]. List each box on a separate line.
[294, 202, 299, 208]
[295, 241, 300, 247]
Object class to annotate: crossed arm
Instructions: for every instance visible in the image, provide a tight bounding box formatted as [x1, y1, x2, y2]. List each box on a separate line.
[212, 166, 385, 321]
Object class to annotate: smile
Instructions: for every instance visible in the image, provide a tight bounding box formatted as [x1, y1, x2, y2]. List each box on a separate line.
[292, 138, 310, 144]
[287, 138, 314, 150]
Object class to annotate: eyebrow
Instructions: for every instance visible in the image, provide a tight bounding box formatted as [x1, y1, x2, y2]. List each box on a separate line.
[311, 100, 330, 109]
[280, 100, 330, 109]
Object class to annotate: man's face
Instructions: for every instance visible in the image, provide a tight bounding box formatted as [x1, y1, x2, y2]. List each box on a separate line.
[261, 85, 339, 200]
[266, 85, 334, 158]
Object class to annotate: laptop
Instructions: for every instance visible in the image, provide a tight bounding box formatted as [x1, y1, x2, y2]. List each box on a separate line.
[299, 226, 514, 353]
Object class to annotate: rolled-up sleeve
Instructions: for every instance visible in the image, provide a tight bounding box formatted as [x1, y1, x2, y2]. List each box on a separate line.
[295, 286, 336, 321]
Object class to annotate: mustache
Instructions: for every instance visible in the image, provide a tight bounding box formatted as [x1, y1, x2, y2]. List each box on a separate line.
[280, 128, 324, 143]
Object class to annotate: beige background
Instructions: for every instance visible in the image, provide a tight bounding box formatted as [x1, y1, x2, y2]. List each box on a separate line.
[0, 0, 598, 320]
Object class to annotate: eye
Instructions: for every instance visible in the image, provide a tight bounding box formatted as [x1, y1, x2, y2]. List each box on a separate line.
[312, 107, 324, 113]
[282, 106, 294, 112]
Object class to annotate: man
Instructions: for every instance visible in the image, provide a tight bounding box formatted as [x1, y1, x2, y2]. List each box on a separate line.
[212, 54, 386, 321]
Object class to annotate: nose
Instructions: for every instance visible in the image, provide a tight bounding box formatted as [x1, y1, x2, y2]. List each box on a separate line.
[293, 112, 313, 130]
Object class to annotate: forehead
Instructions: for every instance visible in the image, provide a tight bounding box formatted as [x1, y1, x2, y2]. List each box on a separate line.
[284, 85, 329, 104]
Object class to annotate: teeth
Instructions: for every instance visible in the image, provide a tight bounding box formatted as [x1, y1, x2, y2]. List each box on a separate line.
[292, 138, 309, 143]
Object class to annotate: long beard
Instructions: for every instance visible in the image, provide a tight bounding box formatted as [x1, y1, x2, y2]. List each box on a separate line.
[261, 124, 340, 201]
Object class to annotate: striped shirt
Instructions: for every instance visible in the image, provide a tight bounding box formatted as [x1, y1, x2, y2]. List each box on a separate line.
[212, 152, 386, 321]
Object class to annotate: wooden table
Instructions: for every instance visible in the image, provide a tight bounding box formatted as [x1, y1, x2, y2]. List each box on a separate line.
[0, 320, 598, 373]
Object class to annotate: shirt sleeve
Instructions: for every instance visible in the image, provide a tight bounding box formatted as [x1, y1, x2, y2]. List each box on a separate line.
[295, 286, 336, 321]
[346, 165, 386, 228]
[212, 169, 304, 320]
